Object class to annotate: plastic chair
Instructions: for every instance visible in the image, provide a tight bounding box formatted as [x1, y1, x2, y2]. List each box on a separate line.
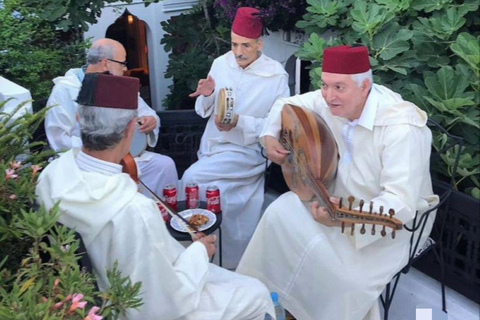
[380, 119, 464, 319]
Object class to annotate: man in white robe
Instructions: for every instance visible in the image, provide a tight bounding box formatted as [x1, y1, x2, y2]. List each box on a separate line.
[180, 7, 290, 269]
[36, 73, 274, 320]
[45, 38, 177, 197]
[236, 45, 439, 320]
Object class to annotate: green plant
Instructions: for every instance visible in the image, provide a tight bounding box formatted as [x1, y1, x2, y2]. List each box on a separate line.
[0, 102, 143, 319]
[19, 0, 162, 31]
[0, 0, 88, 101]
[295, 0, 479, 198]
[161, 1, 231, 110]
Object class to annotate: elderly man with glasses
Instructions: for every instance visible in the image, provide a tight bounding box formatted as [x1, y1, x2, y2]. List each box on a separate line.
[45, 38, 178, 197]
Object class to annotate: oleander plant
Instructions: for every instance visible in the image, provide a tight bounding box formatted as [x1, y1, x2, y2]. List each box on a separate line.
[0, 101, 143, 319]
[295, 0, 479, 198]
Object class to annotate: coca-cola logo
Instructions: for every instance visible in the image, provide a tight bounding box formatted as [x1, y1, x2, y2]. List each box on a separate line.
[207, 196, 220, 204]
[164, 196, 176, 203]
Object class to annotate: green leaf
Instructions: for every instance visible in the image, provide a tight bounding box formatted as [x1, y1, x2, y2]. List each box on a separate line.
[424, 66, 471, 101]
[438, 7, 467, 36]
[412, 33, 451, 67]
[373, 23, 413, 60]
[351, 2, 393, 36]
[44, 4, 68, 21]
[450, 33, 480, 77]
[307, 0, 340, 16]
[296, 33, 327, 62]
[411, 0, 450, 13]
[375, 0, 411, 11]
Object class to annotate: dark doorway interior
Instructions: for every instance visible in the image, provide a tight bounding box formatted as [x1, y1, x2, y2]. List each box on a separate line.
[106, 9, 151, 106]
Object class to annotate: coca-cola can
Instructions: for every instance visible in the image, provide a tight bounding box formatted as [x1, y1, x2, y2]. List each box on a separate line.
[157, 201, 170, 223]
[163, 184, 177, 211]
[185, 182, 200, 209]
[206, 185, 221, 213]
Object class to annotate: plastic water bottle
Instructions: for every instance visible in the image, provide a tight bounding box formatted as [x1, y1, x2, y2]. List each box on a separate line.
[265, 292, 286, 320]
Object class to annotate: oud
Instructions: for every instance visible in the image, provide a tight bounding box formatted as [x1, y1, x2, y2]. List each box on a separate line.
[280, 104, 403, 238]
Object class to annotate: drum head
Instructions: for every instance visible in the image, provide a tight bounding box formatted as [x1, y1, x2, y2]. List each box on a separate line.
[130, 127, 147, 157]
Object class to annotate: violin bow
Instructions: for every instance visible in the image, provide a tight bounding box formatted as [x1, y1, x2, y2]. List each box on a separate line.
[138, 180, 202, 237]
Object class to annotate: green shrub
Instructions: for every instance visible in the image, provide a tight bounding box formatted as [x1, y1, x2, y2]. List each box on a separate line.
[0, 101, 143, 319]
[296, 0, 479, 198]
[0, 0, 88, 101]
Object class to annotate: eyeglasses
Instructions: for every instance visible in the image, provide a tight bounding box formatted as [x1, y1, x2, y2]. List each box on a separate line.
[107, 58, 128, 68]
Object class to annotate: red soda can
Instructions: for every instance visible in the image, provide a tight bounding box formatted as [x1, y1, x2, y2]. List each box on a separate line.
[157, 201, 170, 223]
[206, 185, 221, 213]
[163, 184, 178, 211]
[185, 182, 200, 209]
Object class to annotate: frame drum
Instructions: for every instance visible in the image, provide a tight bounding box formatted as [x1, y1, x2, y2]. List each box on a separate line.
[217, 87, 235, 124]
[130, 124, 147, 157]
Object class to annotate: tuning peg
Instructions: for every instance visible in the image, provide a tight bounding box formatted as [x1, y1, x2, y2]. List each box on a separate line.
[339, 197, 343, 209]
[351, 223, 355, 236]
[348, 196, 355, 210]
[360, 224, 366, 234]
[391, 230, 396, 239]
[379, 206, 384, 217]
[369, 201, 374, 214]
[389, 208, 395, 217]
[381, 225, 386, 237]
[371, 224, 376, 235]
[359, 199, 364, 213]
[341, 222, 345, 233]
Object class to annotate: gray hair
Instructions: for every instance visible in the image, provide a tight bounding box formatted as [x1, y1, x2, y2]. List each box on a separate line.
[351, 69, 373, 89]
[86, 42, 116, 65]
[78, 105, 137, 151]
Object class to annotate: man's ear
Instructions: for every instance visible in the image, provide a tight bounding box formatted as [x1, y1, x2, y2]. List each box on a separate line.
[126, 118, 137, 138]
[361, 78, 371, 96]
[101, 59, 109, 72]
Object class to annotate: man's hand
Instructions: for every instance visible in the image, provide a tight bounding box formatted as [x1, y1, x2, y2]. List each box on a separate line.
[196, 234, 217, 258]
[138, 116, 157, 133]
[215, 114, 238, 132]
[309, 197, 341, 227]
[264, 136, 290, 165]
[189, 75, 215, 98]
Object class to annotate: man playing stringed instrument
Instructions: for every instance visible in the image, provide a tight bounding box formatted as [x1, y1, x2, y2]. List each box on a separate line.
[36, 73, 276, 320]
[45, 38, 177, 198]
[180, 7, 290, 269]
[236, 45, 439, 320]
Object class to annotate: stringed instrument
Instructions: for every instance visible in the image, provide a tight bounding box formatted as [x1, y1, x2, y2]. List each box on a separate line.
[120, 153, 203, 238]
[280, 104, 403, 238]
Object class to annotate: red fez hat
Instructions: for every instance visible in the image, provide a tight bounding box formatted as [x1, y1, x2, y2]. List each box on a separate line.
[322, 45, 371, 74]
[232, 7, 263, 39]
[77, 73, 139, 110]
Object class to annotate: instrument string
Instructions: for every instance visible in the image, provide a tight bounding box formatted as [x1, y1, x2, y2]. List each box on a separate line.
[282, 139, 336, 218]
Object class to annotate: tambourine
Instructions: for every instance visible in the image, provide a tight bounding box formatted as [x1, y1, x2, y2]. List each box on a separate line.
[130, 123, 147, 157]
[217, 87, 236, 125]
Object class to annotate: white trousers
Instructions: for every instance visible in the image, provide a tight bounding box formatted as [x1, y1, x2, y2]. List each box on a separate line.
[137, 151, 178, 197]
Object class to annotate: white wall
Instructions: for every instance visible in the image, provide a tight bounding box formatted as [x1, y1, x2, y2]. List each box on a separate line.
[85, 1, 305, 110]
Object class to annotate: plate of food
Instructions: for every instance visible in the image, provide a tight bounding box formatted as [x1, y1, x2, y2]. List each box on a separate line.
[170, 208, 216, 233]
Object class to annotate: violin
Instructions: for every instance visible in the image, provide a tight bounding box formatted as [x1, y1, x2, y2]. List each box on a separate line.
[120, 153, 204, 238]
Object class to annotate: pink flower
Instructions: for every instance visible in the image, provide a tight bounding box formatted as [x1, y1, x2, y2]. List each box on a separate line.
[10, 161, 22, 170]
[5, 169, 18, 180]
[9, 194, 17, 200]
[68, 293, 87, 313]
[53, 301, 64, 310]
[85, 306, 103, 320]
[31, 164, 42, 175]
